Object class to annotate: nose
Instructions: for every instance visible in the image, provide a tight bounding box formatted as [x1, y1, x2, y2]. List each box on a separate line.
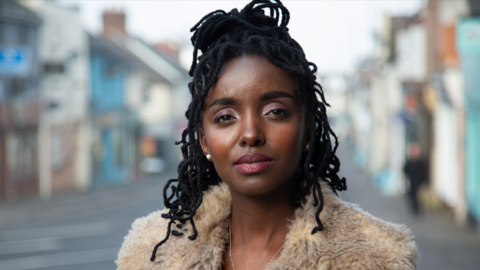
[239, 114, 266, 147]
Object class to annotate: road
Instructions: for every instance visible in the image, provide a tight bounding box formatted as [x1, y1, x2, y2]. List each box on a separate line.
[1, 147, 480, 270]
[0, 171, 174, 270]
[338, 146, 480, 270]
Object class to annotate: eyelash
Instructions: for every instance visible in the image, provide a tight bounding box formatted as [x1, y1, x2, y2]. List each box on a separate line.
[213, 108, 290, 123]
[214, 114, 234, 123]
[266, 108, 290, 117]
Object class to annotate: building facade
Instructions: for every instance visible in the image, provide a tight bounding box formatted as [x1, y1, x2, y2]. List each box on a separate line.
[0, 0, 41, 200]
[30, 1, 91, 199]
[350, 0, 480, 227]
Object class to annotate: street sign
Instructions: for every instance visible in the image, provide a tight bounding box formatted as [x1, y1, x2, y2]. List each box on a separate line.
[0, 46, 32, 77]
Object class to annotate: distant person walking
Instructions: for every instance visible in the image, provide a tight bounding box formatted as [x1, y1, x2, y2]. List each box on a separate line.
[403, 143, 428, 217]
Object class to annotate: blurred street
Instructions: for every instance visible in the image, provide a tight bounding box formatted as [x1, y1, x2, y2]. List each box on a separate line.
[1, 0, 480, 269]
[339, 145, 480, 270]
[0, 171, 174, 270]
[0, 147, 479, 270]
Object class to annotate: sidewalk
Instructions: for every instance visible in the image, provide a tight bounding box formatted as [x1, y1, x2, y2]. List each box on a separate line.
[0, 170, 175, 226]
[337, 145, 480, 270]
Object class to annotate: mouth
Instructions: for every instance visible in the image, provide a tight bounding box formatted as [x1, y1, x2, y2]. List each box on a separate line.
[234, 153, 273, 174]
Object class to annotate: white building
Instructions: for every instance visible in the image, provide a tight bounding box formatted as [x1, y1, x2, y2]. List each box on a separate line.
[360, 15, 408, 197]
[23, 0, 91, 198]
[428, 0, 469, 225]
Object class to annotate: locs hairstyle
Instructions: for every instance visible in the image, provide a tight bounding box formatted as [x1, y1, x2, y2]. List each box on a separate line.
[151, 0, 346, 261]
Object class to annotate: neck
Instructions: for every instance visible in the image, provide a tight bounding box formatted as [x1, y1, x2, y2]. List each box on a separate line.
[229, 179, 296, 247]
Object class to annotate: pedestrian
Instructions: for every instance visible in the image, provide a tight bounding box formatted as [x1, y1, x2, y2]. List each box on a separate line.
[403, 142, 428, 217]
[116, 1, 419, 269]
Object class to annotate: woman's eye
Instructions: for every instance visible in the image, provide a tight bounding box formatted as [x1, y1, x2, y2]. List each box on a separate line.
[214, 115, 234, 123]
[267, 109, 289, 116]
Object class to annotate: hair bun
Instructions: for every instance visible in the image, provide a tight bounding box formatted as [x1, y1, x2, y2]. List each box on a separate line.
[190, 0, 290, 55]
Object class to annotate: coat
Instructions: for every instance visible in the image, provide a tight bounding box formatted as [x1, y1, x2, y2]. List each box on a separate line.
[116, 181, 419, 269]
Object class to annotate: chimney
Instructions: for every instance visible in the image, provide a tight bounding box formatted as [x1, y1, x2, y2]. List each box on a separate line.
[102, 8, 126, 38]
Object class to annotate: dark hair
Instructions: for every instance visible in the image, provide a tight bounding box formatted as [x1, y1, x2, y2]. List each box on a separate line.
[151, 0, 346, 261]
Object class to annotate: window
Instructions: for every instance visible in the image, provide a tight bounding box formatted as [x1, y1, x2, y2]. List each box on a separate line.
[8, 129, 38, 184]
[43, 63, 65, 74]
[105, 63, 117, 77]
[18, 25, 29, 45]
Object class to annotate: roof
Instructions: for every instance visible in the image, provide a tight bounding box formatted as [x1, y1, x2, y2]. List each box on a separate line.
[89, 34, 139, 64]
[89, 34, 187, 85]
[123, 37, 185, 84]
[0, 0, 41, 26]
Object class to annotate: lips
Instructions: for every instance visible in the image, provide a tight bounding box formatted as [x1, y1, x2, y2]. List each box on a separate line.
[234, 153, 273, 174]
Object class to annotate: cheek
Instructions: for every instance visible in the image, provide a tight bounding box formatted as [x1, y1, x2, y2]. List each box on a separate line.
[271, 119, 304, 154]
[205, 127, 238, 159]
[205, 128, 239, 182]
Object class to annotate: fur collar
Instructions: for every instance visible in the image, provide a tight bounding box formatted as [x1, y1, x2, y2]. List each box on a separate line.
[117, 182, 418, 269]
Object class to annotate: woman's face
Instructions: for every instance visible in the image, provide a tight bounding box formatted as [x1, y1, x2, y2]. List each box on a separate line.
[199, 55, 307, 197]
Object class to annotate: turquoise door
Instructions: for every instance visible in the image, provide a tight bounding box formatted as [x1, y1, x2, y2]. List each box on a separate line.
[466, 109, 480, 221]
[95, 128, 127, 187]
[458, 18, 480, 221]
[462, 56, 480, 221]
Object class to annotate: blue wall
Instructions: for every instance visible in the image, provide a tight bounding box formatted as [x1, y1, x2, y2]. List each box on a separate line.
[466, 108, 480, 221]
[90, 54, 126, 113]
[90, 52, 129, 187]
[458, 18, 480, 221]
[463, 57, 480, 221]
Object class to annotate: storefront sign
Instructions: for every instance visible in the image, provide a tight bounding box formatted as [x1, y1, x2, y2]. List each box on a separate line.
[0, 46, 31, 77]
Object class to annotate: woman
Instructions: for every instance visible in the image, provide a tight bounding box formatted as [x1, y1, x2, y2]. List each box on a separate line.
[117, 1, 419, 269]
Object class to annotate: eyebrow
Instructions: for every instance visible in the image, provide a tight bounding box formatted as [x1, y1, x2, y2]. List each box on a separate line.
[260, 90, 296, 102]
[207, 90, 295, 109]
[207, 97, 236, 109]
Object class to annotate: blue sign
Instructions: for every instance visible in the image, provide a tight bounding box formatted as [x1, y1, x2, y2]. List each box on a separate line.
[457, 18, 480, 55]
[0, 46, 31, 77]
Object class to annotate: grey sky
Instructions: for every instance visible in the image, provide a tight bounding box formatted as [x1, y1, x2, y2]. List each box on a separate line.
[57, 0, 425, 73]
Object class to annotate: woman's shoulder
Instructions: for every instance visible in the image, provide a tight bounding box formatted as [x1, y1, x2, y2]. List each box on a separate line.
[116, 183, 232, 270]
[317, 187, 419, 269]
[116, 209, 171, 270]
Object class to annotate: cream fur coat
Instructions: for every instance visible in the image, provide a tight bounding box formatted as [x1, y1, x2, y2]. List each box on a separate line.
[117, 182, 419, 270]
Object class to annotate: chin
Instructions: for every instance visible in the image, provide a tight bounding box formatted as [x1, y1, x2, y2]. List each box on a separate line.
[226, 174, 292, 197]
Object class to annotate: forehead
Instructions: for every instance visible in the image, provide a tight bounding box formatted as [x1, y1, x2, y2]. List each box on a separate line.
[205, 55, 296, 102]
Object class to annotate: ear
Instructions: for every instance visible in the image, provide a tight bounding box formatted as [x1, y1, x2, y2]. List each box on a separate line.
[302, 123, 313, 153]
[198, 128, 210, 155]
